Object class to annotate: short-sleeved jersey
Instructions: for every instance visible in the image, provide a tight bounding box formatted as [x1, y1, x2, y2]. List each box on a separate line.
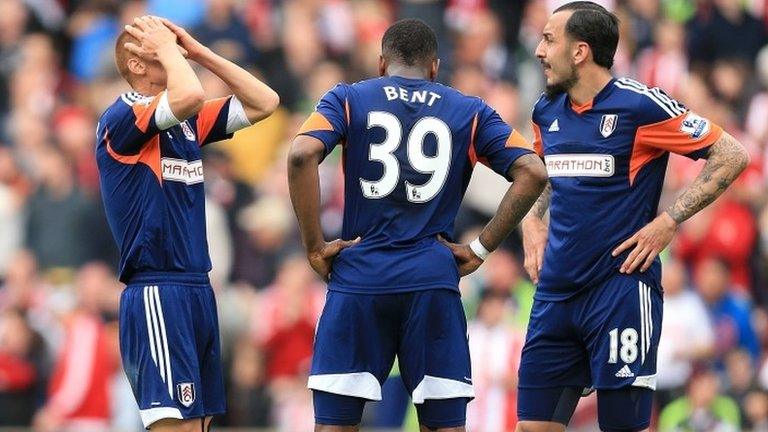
[532, 77, 723, 301]
[299, 76, 533, 294]
[96, 91, 234, 283]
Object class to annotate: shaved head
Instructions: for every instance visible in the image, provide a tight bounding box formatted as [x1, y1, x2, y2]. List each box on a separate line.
[115, 30, 139, 84]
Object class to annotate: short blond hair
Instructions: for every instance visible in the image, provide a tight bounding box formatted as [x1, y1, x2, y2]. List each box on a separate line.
[114, 30, 140, 84]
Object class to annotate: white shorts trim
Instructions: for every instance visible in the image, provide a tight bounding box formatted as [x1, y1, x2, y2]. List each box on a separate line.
[632, 374, 657, 390]
[139, 407, 183, 428]
[412, 375, 474, 404]
[307, 372, 381, 400]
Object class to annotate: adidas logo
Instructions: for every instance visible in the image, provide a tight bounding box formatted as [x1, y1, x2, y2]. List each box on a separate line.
[615, 365, 634, 378]
[548, 119, 560, 132]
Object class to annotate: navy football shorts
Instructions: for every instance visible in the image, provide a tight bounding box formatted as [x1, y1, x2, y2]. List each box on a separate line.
[119, 273, 225, 429]
[309, 289, 473, 426]
[518, 273, 662, 431]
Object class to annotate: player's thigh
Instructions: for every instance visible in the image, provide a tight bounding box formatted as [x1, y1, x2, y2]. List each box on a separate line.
[515, 420, 567, 432]
[596, 387, 653, 432]
[582, 276, 660, 431]
[518, 298, 590, 424]
[584, 276, 662, 393]
[149, 417, 207, 432]
[397, 290, 473, 401]
[414, 397, 470, 431]
[309, 291, 401, 425]
[194, 287, 225, 418]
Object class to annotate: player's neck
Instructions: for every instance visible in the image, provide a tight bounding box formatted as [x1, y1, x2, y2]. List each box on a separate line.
[131, 80, 165, 97]
[385, 65, 430, 80]
[567, 68, 613, 106]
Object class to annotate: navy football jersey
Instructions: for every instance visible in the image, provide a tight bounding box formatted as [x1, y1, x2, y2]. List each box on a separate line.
[96, 91, 236, 283]
[532, 77, 723, 301]
[299, 76, 533, 294]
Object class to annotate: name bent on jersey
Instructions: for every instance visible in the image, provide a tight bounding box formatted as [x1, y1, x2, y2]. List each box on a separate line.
[531, 77, 723, 300]
[298, 76, 534, 294]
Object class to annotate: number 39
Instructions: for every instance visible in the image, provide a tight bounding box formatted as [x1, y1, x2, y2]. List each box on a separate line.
[361, 111, 452, 203]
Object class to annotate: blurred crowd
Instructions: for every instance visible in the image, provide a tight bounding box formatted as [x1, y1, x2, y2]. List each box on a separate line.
[0, 0, 767, 430]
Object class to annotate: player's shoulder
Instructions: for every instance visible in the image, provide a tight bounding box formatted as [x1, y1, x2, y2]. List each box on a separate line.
[100, 91, 156, 124]
[532, 92, 565, 124]
[611, 77, 687, 123]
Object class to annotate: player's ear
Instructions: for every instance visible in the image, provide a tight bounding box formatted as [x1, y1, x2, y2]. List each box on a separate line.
[378, 55, 387, 77]
[127, 57, 146, 77]
[573, 41, 589, 66]
[430, 58, 440, 81]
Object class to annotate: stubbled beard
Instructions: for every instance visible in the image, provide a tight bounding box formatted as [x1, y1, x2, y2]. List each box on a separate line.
[545, 65, 579, 98]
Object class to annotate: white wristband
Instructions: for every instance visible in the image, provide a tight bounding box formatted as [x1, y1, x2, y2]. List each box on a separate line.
[469, 238, 490, 261]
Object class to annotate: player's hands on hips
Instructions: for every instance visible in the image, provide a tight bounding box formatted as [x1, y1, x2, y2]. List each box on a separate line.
[521, 217, 547, 284]
[307, 237, 361, 282]
[124, 16, 185, 60]
[160, 18, 208, 62]
[438, 236, 484, 277]
[612, 212, 678, 274]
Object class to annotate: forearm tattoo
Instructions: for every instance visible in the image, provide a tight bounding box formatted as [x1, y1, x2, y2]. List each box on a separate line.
[526, 180, 551, 219]
[666, 132, 749, 224]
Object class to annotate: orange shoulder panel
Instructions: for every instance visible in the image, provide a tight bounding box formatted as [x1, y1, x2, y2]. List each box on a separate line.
[297, 112, 334, 135]
[132, 94, 163, 133]
[197, 97, 230, 144]
[468, 113, 479, 167]
[506, 129, 533, 151]
[531, 121, 544, 157]
[635, 112, 723, 155]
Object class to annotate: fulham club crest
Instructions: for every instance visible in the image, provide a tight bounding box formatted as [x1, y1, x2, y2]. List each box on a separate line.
[177, 382, 195, 407]
[180, 121, 196, 141]
[599, 114, 618, 138]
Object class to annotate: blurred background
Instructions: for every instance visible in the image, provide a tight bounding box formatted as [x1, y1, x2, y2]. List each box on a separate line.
[0, 0, 767, 430]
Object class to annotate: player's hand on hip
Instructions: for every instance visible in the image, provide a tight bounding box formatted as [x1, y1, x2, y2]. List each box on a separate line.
[612, 212, 677, 274]
[308, 237, 361, 282]
[521, 217, 547, 284]
[124, 16, 182, 60]
[160, 18, 208, 61]
[438, 236, 483, 277]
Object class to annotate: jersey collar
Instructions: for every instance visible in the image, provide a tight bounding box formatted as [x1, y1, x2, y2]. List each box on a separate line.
[568, 77, 616, 114]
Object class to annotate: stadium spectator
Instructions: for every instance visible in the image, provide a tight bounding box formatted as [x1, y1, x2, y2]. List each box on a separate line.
[466, 289, 524, 432]
[659, 370, 741, 431]
[33, 263, 119, 432]
[656, 259, 715, 409]
[695, 257, 760, 363]
[0, 308, 43, 426]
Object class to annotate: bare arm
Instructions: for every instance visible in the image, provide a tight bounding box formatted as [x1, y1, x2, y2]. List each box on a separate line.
[520, 180, 550, 283]
[124, 16, 205, 120]
[613, 131, 749, 273]
[441, 154, 548, 276]
[288, 135, 358, 280]
[523, 181, 551, 221]
[665, 131, 749, 224]
[478, 154, 549, 251]
[163, 19, 279, 123]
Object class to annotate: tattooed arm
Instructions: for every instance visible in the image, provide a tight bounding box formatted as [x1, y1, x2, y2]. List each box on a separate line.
[613, 131, 749, 273]
[665, 132, 749, 223]
[520, 181, 551, 283]
[440, 154, 548, 276]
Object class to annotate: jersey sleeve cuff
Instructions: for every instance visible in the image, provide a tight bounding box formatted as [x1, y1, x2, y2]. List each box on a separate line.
[225, 96, 252, 134]
[154, 91, 182, 130]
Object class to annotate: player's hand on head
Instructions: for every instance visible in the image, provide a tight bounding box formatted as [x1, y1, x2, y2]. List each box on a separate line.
[160, 18, 207, 61]
[308, 237, 361, 282]
[521, 217, 547, 284]
[438, 236, 483, 277]
[612, 212, 678, 274]
[124, 15, 181, 60]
